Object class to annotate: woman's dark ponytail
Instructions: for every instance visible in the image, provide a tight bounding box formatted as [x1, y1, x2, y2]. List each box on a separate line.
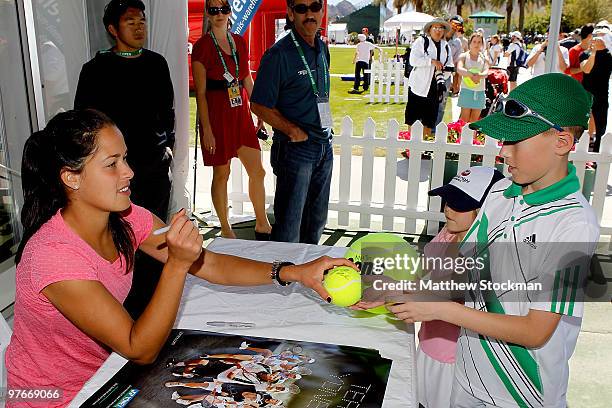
[16, 110, 135, 272]
[17, 128, 66, 264]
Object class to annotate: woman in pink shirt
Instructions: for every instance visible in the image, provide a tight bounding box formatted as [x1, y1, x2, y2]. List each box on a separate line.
[5, 109, 355, 407]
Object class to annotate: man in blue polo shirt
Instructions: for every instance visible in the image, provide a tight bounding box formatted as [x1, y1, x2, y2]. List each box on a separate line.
[251, 0, 332, 244]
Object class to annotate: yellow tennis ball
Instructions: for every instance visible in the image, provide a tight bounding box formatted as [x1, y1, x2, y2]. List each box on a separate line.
[323, 266, 362, 307]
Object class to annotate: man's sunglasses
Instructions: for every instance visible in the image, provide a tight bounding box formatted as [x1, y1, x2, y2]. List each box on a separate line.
[207, 6, 231, 15]
[494, 97, 564, 132]
[292, 2, 323, 14]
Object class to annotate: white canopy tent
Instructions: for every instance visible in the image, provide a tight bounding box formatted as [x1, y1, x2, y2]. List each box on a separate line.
[328, 23, 348, 43]
[383, 11, 434, 31]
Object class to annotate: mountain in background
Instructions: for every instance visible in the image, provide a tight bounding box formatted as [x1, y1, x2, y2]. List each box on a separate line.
[328, 4, 340, 19]
[329, 0, 395, 21]
[329, 0, 357, 20]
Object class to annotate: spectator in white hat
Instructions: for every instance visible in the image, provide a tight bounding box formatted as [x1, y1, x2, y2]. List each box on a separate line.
[405, 17, 454, 138]
[349, 33, 381, 94]
[504, 31, 525, 91]
[595, 20, 611, 33]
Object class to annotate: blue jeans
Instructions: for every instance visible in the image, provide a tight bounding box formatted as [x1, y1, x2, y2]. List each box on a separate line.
[270, 138, 333, 244]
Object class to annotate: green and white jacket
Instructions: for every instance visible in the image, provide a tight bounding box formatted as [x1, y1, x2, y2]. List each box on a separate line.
[456, 163, 599, 408]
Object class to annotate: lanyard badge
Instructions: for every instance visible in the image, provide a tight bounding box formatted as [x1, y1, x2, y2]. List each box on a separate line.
[211, 31, 242, 108]
[290, 31, 332, 128]
[228, 82, 242, 108]
[316, 97, 332, 128]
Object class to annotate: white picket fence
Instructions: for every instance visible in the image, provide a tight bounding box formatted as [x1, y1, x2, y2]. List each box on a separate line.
[367, 60, 410, 104]
[229, 118, 612, 237]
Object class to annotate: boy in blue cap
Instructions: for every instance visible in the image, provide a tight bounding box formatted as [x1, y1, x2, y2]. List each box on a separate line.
[389, 73, 599, 407]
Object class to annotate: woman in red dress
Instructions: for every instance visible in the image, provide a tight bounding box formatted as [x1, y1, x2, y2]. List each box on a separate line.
[192, 0, 272, 239]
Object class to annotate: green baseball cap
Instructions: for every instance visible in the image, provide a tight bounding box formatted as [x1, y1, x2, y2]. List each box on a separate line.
[469, 73, 593, 142]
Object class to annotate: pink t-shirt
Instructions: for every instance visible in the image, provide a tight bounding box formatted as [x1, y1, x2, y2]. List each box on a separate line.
[418, 227, 461, 364]
[5, 205, 152, 407]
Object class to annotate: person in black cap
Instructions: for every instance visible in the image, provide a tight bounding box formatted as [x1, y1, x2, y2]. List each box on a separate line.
[417, 166, 504, 408]
[353, 166, 504, 408]
[74, 0, 175, 319]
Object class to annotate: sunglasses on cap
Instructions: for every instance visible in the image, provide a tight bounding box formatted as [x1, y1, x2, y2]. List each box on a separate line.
[494, 97, 564, 132]
[207, 5, 231, 15]
[292, 2, 323, 14]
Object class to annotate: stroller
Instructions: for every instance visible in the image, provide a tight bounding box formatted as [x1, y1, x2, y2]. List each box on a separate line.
[481, 67, 509, 118]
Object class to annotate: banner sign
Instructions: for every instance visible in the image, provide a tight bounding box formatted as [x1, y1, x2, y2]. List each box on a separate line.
[229, 0, 263, 35]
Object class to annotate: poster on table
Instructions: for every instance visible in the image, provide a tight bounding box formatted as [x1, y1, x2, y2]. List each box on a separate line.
[81, 329, 391, 407]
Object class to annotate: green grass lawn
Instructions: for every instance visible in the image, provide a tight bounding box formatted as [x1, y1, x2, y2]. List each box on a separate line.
[328, 45, 404, 75]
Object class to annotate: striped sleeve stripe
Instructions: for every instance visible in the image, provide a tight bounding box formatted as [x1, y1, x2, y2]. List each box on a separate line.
[568, 265, 581, 316]
[513, 205, 584, 228]
[550, 266, 581, 315]
[517, 201, 580, 220]
[559, 268, 571, 315]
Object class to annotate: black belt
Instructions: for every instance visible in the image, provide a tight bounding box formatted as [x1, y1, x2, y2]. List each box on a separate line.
[207, 79, 243, 91]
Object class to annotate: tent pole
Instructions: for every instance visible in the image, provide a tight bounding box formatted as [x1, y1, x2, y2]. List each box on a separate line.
[545, 0, 563, 73]
[396, 28, 399, 60]
[193, 112, 199, 211]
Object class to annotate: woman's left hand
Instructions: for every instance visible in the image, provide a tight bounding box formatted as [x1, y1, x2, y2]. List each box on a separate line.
[282, 256, 359, 302]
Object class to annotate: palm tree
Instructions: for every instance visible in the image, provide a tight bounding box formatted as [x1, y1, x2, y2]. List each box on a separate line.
[381, 0, 424, 14]
[518, 0, 526, 33]
[456, 0, 464, 16]
[518, 0, 546, 33]
[392, 0, 407, 14]
[490, 0, 513, 33]
[425, 0, 487, 19]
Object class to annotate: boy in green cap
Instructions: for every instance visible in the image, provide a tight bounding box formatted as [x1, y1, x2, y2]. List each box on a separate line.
[387, 73, 599, 407]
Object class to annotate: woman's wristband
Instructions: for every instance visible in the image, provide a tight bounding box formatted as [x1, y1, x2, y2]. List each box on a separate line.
[271, 261, 295, 286]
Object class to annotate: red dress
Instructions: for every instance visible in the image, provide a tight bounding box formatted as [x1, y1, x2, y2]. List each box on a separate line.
[192, 33, 260, 166]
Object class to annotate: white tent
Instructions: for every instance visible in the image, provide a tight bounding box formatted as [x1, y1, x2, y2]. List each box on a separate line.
[383, 11, 434, 31]
[328, 23, 348, 44]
